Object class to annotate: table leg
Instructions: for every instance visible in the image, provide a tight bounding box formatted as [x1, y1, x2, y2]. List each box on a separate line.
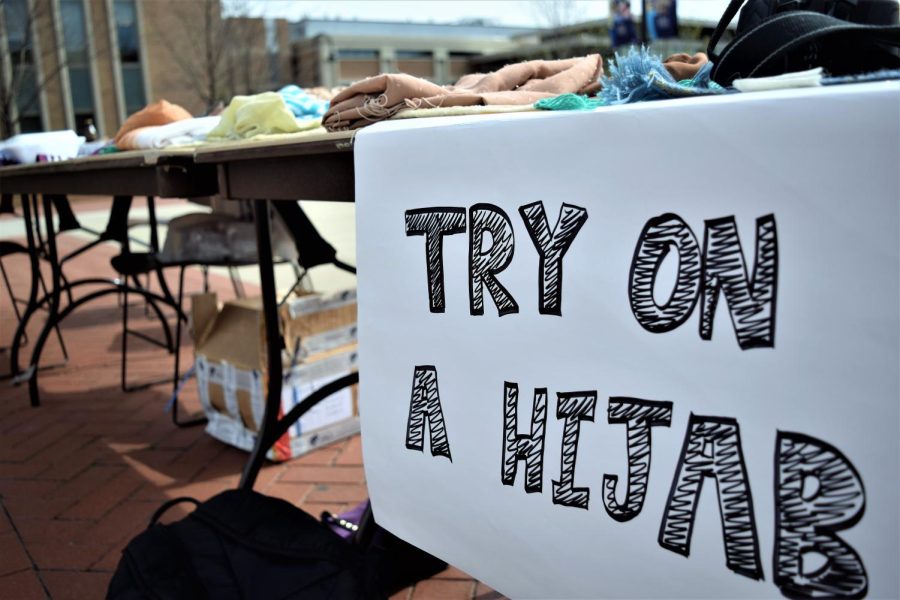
[24, 195, 63, 406]
[8, 195, 41, 377]
[240, 200, 284, 490]
[146, 195, 178, 316]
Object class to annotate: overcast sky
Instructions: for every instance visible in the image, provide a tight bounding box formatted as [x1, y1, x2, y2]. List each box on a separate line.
[232, 1, 731, 26]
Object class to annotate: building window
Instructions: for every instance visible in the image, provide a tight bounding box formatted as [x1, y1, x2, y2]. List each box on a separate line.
[397, 49, 433, 79]
[396, 50, 432, 60]
[335, 49, 379, 83]
[114, 0, 139, 61]
[335, 49, 378, 60]
[114, 0, 145, 114]
[3, 0, 43, 133]
[60, 0, 96, 132]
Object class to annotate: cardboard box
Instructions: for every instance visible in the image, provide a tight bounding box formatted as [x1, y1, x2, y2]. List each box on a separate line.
[192, 289, 358, 461]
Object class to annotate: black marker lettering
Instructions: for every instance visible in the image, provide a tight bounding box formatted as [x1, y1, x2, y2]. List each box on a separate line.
[629, 213, 702, 333]
[552, 391, 597, 510]
[603, 397, 673, 522]
[469, 203, 518, 316]
[519, 201, 588, 316]
[700, 215, 778, 349]
[405, 207, 466, 313]
[405, 365, 452, 461]
[659, 414, 763, 580]
[501, 382, 548, 493]
[774, 431, 867, 599]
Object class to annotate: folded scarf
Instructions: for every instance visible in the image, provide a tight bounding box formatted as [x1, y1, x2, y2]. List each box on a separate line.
[207, 92, 320, 140]
[114, 100, 192, 147]
[323, 55, 603, 131]
[116, 116, 221, 150]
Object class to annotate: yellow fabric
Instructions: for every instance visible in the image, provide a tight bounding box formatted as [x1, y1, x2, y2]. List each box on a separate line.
[207, 92, 320, 140]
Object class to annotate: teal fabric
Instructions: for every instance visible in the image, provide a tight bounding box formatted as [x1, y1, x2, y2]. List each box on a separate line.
[535, 94, 606, 111]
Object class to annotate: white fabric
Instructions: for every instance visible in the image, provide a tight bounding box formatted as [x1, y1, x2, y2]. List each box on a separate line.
[129, 116, 221, 149]
[0, 130, 84, 163]
[733, 67, 823, 92]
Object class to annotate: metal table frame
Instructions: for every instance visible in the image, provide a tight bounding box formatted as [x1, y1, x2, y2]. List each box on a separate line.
[0, 151, 218, 407]
[1, 133, 358, 490]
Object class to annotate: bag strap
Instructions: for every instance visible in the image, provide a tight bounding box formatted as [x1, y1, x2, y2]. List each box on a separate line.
[708, 0, 749, 62]
[149, 496, 200, 527]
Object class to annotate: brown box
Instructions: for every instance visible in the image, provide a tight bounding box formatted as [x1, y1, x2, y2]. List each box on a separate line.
[192, 289, 358, 461]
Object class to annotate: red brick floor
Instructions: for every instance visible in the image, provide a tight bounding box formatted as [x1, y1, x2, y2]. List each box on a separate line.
[0, 201, 504, 599]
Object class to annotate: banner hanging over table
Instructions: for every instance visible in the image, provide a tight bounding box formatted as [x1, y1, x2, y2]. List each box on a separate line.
[355, 82, 900, 599]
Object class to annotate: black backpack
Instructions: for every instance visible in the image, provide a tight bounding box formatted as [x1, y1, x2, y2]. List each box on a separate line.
[107, 490, 446, 599]
[707, 0, 900, 85]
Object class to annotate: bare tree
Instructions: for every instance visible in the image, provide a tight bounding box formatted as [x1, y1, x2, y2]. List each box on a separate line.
[148, 0, 269, 113]
[0, 0, 91, 138]
[0, 0, 119, 138]
[531, 0, 587, 29]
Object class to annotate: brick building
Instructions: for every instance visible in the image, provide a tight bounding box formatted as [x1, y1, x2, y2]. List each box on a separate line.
[290, 18, 534, 88]
[0, 0, 284, 138]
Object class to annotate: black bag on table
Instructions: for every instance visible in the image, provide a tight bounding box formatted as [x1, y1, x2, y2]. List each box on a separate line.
[107, 489, 446, 599]
[707, 0, 900, 85]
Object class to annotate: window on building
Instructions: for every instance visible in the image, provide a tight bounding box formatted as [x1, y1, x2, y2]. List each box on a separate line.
[121, 65, 145, 114]
[3, 0, 42, 133]
[336, 49, 379, 83]
[396, 50, 432, 60]
[60, 0, 96, 132]
[335, 49, 378, 60]
[5, 0, 30, 61]
[397, 50, 433, 79]
[15, 65, 42, 132]
[114, 0, 145, 114]
[114, 0, 139, 62]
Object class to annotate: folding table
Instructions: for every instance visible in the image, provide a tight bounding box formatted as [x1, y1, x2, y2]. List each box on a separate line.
[0, 149, 218, 407]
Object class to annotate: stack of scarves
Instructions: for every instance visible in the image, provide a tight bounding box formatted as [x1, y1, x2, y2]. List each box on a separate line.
[323, 55, 603, 131]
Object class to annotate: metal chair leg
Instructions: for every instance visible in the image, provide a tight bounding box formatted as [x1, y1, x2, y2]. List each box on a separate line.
[121, 280, 129, 391]
[9, 195, 42, 377]
[278, 264, 309, 306]
[34, 265, 68, 361]
[228, 265, 246, 298]
[0, 259, 26, 345]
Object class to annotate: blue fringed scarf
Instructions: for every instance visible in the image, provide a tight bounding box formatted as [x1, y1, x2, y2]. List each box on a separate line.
[599, 47, 725, 106]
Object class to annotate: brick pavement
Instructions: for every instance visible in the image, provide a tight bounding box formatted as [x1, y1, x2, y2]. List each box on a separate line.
[0, 201, 504, 599]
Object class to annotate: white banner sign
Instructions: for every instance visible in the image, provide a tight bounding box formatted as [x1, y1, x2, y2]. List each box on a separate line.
[356, 82, 900, 599]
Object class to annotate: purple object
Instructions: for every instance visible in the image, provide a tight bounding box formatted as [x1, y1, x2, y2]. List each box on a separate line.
[322, 500, 369, 540]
